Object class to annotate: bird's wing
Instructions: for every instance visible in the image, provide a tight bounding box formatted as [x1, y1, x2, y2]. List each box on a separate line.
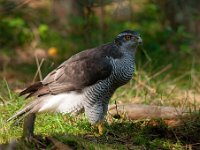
[43, 55, 113, 94]
[20, 44, 121, 98]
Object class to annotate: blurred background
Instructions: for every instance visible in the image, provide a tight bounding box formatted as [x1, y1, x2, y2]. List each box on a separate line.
[1, 1, 200, 148]
[0, 0, 200, 106]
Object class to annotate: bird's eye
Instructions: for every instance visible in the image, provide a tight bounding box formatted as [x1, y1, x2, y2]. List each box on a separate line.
[125, 35, 132, 40]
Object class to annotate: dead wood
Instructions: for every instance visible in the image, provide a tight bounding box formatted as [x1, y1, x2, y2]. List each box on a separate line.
[108, 103, 190, 126]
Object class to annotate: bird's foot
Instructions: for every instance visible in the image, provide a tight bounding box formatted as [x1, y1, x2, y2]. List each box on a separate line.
[97, 122, 104, 135]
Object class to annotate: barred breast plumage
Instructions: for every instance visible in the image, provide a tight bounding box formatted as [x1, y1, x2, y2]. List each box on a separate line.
[84, 51, 135, 124]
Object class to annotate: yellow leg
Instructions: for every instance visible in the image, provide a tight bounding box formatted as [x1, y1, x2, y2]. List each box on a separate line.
[98, 124, 103, 135]
[97, 122, 104, 135]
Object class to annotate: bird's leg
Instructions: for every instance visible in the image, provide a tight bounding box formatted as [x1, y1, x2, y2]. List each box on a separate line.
[22, 113, 36, 138]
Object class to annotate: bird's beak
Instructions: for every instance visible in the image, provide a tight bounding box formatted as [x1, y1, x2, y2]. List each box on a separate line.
[137, 36, 143, 45]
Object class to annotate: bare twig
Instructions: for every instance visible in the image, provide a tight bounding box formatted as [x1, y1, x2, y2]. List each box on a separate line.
[114, 100, 119, 117]
[150, 64, 172, 79]
[171, 71, 190, 84]
[0, 95, 6, 105]
[32, 55, 45, 83]
[133, 64, 172, 94]
[47, 137, 73, 150]
[0, 0, 32, 13]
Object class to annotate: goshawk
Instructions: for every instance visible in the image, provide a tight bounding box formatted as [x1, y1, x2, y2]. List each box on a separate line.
[8, 30, 142, 136]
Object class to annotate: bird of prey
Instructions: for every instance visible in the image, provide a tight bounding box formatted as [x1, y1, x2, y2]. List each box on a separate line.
[8, 30, 142, 136]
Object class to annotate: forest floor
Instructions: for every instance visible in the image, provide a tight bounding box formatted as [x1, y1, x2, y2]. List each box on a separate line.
[0, 62, 200, 150]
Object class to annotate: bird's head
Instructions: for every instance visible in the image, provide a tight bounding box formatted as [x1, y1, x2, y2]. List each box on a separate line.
[114, 30, 142, 51]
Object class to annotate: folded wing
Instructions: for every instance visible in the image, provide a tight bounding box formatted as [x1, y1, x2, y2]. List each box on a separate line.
[20, 49, 114, 98]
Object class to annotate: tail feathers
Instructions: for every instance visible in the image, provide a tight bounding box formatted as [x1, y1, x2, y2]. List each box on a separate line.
[7, 96, 54, 122]
[7, 92, 84, 122]
[7, 100, 39, 122]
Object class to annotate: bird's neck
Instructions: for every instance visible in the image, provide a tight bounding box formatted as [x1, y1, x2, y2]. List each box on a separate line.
[119, 46, 136, 58]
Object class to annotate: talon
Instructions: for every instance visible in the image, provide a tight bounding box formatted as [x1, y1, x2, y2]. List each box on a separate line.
[97, 123, 103, 135]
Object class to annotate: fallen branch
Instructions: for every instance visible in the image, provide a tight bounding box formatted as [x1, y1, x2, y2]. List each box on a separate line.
[108, 103, 190, 126]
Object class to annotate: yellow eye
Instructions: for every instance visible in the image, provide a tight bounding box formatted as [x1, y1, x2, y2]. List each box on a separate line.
[125, 35, 132, 40]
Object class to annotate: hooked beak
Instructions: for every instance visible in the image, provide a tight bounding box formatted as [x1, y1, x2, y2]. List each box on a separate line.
[137, 36, 143, 45]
